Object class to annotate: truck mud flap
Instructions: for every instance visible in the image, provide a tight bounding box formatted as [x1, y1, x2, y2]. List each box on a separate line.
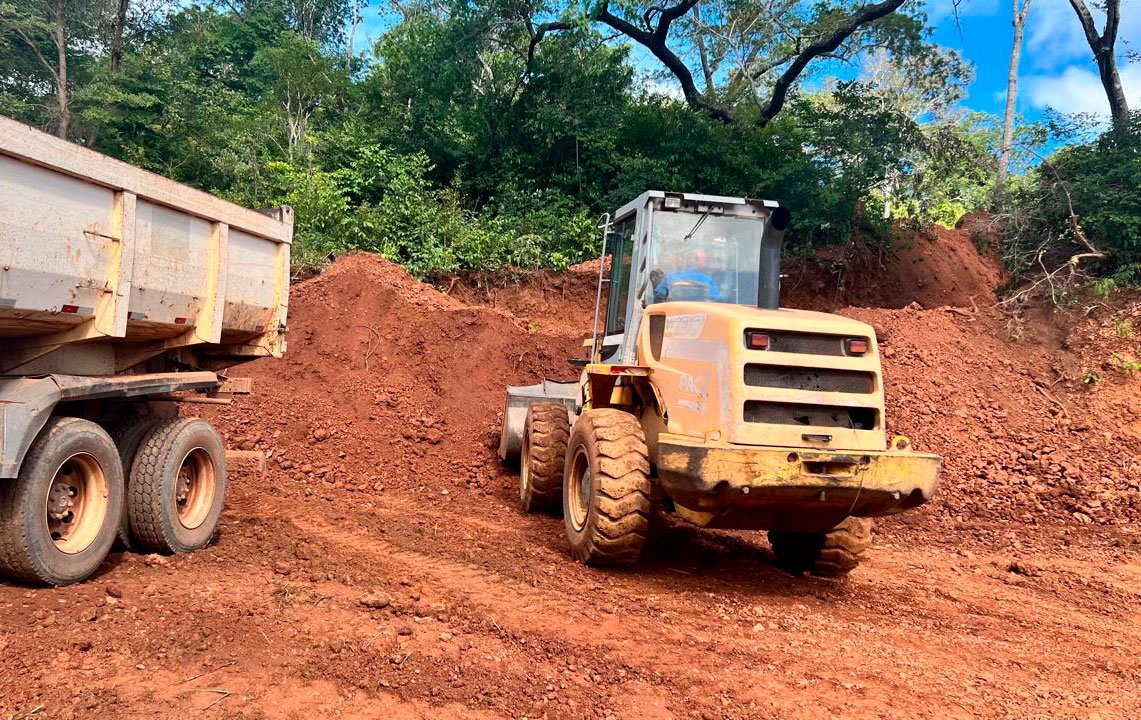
[497, 380, 578, 467]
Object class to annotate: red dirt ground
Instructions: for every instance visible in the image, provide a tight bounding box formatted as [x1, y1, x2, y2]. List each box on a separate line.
[2, 232, 1140, 719]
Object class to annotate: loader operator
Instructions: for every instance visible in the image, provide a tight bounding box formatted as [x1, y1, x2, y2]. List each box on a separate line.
[650, 246, 723, 303]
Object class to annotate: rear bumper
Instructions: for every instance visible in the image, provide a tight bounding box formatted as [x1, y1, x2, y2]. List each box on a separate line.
[656, 436, 940, 533]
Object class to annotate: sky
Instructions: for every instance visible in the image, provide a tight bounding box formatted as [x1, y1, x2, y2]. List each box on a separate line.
[355, 0, 1140, 123]
[928, 0, 1139, 120]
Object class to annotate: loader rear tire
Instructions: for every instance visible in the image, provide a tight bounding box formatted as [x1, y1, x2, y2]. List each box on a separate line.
[520, 403, 570, 514]
[768, 517, 873, 578]
[562, 409, 651, 566]
[110, 414, 165, 549]
[128, 418, 227, 554]
[0, 417, 123, 586]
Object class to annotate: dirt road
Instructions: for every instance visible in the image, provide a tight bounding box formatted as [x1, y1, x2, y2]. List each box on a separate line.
[2, 251, 1139, 719]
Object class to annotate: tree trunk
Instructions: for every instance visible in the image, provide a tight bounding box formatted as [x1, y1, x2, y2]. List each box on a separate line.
[346, 0, 359, 72]
[996, 0, 1030, 200]
[693, 4, 715, 96]
[52, 0, 69, 139]
[110, 0, 129, 72]
[1097, 48, 1129, 126]
[1066, 0, 1129, 127]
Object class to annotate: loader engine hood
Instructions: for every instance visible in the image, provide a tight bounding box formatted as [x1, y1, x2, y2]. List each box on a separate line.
[637, 302, 886, 452]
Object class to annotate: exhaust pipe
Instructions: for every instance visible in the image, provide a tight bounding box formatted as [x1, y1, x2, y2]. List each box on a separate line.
[758, 206, 792, 309]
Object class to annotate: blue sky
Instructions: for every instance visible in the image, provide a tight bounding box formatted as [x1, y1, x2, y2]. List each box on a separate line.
[355, 0, 1139, 122]
[928, 0, 1140, 120]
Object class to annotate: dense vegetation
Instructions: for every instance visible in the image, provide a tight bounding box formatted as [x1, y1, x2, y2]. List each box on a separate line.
[1003, 113, 1141, 289]
[0, 0, 1136, 287]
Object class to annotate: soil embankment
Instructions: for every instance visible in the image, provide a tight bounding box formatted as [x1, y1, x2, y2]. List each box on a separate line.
[2, 227, 1139, 719]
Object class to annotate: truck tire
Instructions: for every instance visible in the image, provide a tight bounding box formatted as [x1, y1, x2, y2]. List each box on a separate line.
[520, 403, 570, 514]
[110, 414, 165, 549]
[562, 409, 651, 566]
[0, 417, 124, 586]
[768, 517, 874, 578]
[128, 417, 227, 554]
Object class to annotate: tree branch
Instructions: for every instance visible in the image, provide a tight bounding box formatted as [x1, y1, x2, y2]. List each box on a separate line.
[596, 1, 737, 123]
[1066, 0, 1103, 52]
[757, 0, 907, 126]
[527, 20, 574, 69]
[11, 25, 60, 83]
[1103, 0, 1120, 45]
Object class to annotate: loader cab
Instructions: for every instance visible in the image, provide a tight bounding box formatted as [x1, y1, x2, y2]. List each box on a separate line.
[596, 191, 790, 365]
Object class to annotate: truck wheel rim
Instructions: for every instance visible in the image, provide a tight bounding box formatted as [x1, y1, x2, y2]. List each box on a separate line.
[46, 453, 108, 555]
[568, 447, 590, 531]
[176, 448, 216, 530]
[520, 428, 532, 500]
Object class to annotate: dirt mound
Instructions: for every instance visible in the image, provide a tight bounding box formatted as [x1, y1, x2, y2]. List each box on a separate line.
[842, 304, 1141, 527]
[295, 251, 1138, 528]
[225, 253, 582, 494]
[441, 262, 603, 336]
[784, 221, 1003, 311]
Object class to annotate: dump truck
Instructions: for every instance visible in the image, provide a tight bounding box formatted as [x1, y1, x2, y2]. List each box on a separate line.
[500, 191, 940, 576]
[0, 116, 291, 585]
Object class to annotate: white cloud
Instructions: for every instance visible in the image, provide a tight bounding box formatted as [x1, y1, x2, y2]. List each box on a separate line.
[1025, 0, 1141, 71]
[639, 74, 686, 100]
[1022, 63, 1141, 115]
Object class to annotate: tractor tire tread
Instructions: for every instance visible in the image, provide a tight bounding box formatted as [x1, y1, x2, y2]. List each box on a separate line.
[521, 404, 570, 512]
[564, 410, 651, 567]
[128, 417, 226, 554]
[109, 414, 165, 549]
[0, 417, 122, 585]
[769, 517, 873, 578]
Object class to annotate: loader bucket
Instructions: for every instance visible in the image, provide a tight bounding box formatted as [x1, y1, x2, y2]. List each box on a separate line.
[498, 380, 578, 467]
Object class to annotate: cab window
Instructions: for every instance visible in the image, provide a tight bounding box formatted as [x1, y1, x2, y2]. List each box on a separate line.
[604, 216, 635, 337]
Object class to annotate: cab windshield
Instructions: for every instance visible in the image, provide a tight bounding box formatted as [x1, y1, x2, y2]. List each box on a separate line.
[649, 211, 762, 306]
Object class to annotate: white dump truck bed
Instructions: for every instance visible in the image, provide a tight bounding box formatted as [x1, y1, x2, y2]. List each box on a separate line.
[0, 115, 291, 376]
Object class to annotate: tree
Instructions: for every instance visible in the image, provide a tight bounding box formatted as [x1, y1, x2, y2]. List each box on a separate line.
[228, 0, 352, 44]
[996, 0, 1030, 199]
[346, 0, 362, 71]
[0, 0, 98, 138]
[1066, 0, 1128, 127]
[110, 0, 129, 71]
[253, 32, 343, 162]
[592, 0, 918, 126]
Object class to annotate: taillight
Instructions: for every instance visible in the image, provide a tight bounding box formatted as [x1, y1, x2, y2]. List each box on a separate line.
[745, 331, 771, 350]
[846, 338, 869, 355]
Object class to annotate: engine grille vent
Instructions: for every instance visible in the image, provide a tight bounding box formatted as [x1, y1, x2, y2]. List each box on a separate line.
[744, 365, 875, 394]
[762, 331, 851, 356]
[744, 401, 878, 430]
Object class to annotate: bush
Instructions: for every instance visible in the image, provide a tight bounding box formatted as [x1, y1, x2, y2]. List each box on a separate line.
[1004, 113, 1141, 286]
[251, 146, 598, 276]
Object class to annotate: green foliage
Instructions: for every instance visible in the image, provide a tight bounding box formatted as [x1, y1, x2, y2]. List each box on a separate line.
[1089, 277, 1118, 298]
[1111, 352, 1141, 374]
[244, 143, 597, 276]
[1111, 316, 1133, 339]
[0, 0, 998, 278]
[1005, 113, 1141, 286]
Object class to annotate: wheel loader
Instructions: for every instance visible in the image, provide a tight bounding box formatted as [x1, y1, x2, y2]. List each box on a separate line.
[499, 191, 941, 576]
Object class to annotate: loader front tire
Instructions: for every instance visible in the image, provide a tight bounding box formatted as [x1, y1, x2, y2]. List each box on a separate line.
[768, 517, 873, 578]
[562, 409, 651, 566]
[520, 403, 570, 514]
[0, 417, 124, 586]
[128, 418, 227, 554]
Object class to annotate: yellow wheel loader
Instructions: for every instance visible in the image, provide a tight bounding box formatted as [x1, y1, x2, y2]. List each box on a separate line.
[499, 191, 940, 576]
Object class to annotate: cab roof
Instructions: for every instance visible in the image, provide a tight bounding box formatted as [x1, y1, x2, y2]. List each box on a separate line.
[614, 191, 780, 222]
